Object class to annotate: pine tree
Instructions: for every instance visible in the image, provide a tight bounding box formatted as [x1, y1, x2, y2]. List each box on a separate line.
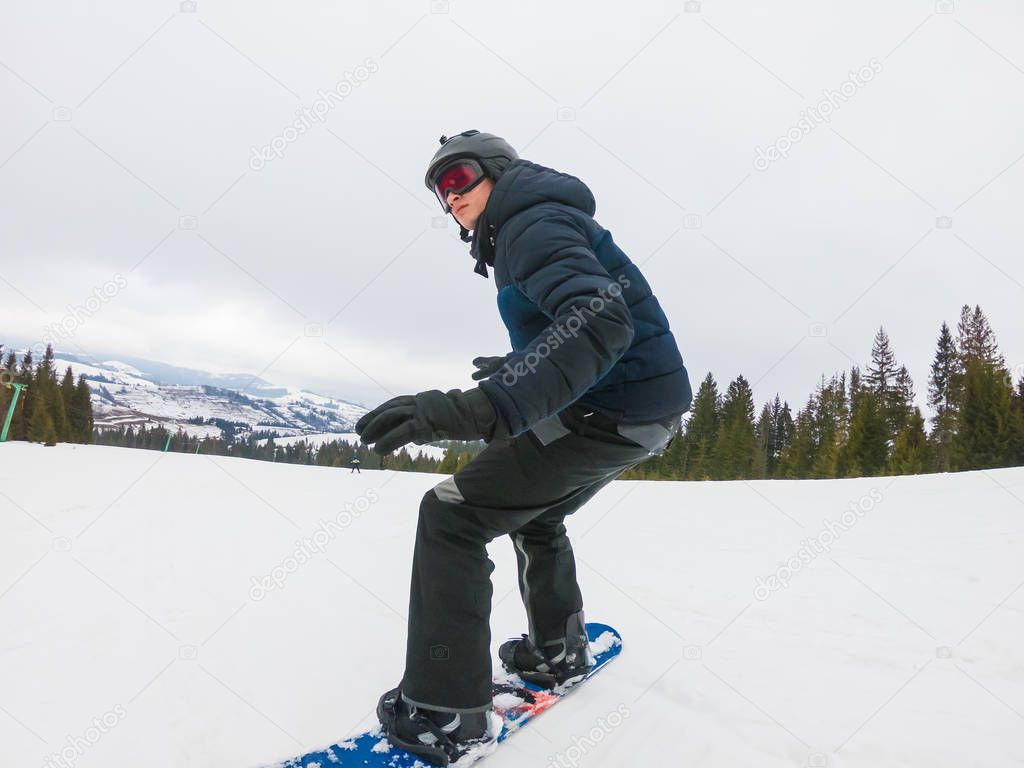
[927, 322, 960, 472]
[865, 328, 897, 399]
[774, 399, 794, 476]
[50, 383, 69, 441]
[889, 407, 929, 475]
[683, 373, 721, 480]
[70, 375, 94, 443]
[1009, 374, 1024, 465]
[812, 373, 848, 479]
[844, 385, 888, 476]
[18, 349, 33, 378]
[27, 349, 51, 443]
[753, 403, 771, 479]
[60, 367, 76, 440]
[957, 304, 1004, 370]
[954, 356, 1015, 470]
[25, 345, 69, 444]
[712, 375, 756, 480]
[836, 368, 858, 477]
[777, 394, 817, 478]
[17, 350, 34, 438]
[892, 365, 915, 435]
[437, 447, 460, 474]
[32, 409, 59, 444]
[951, 305, 1015, 469]
[864, 327, 909, 443]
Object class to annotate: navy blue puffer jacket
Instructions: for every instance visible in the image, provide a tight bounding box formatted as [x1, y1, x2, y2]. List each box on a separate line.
[471, 159, 692, 437]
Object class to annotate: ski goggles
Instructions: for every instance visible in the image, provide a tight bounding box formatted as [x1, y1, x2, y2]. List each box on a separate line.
[431, 158, 486, 213]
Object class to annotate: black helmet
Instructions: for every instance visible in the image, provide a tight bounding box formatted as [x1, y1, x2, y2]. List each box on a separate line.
[424, 129, 518, 196]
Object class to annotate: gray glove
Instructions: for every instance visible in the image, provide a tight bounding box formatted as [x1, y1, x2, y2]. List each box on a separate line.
[355, 388, 500, 455]
[471, 353, 513, 381]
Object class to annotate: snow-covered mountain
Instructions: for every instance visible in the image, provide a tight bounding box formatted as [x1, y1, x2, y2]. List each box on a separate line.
[1, 443, 1022, 767]
[51, 353, 369, 440]
[251, 432, 448, 462]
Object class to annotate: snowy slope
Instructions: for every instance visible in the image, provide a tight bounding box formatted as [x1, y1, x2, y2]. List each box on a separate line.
[1, 443, 1023, 767]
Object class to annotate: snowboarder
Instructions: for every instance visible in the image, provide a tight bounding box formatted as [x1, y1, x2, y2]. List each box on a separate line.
[349, 455, 361, 473]
[355, 129, 692, 765]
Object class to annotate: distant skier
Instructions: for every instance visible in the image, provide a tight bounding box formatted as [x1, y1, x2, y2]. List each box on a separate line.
[355, 130, 692, 764]
[349, 455, 361, 473]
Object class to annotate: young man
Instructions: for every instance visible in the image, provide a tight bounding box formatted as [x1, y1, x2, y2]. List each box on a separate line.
[355, 130, 692, 764]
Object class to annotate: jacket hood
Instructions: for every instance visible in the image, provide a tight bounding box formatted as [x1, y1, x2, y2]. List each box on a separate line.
[469, 159, 596, 277]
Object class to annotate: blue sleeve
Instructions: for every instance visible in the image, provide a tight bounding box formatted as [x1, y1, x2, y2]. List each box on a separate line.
[477, 210, 634, 437]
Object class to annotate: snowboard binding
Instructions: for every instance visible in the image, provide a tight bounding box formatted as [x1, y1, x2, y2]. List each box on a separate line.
[498, 611, 595, 688]
[376, 686, 499, 766]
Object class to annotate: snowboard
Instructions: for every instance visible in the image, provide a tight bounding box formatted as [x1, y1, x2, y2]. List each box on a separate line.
[266, 623, 622, 767]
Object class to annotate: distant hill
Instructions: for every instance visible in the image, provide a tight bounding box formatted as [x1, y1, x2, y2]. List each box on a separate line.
[49, 352, 368, 441]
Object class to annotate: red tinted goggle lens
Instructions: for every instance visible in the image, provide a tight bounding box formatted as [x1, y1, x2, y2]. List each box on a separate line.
[433, 159, 485, 211]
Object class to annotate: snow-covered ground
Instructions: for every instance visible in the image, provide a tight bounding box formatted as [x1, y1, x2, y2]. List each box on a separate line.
[1, 443, 1023, 767]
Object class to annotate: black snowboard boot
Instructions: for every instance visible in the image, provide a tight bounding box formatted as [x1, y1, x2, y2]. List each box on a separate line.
[376, 686, 500, 766]
[498, 611, 594, 688]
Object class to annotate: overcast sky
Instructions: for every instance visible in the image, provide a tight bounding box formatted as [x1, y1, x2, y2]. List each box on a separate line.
[2, 0, 1022, 415]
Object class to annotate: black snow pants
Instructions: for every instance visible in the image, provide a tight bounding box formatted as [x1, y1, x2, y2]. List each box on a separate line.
[399, 402, 681, 712]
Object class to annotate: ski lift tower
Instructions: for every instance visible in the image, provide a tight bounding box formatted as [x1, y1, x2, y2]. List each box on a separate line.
[1, 381, 27, 442]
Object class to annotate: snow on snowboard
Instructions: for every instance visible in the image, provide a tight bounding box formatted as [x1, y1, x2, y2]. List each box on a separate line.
[265, 623, 622, 767]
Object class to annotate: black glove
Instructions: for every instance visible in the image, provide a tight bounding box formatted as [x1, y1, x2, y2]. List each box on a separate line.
[471, 353, 513, 381]
[355, 387, 504, 455]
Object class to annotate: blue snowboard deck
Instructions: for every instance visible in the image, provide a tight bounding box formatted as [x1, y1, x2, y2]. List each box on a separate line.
[266, 623, 622, 767]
